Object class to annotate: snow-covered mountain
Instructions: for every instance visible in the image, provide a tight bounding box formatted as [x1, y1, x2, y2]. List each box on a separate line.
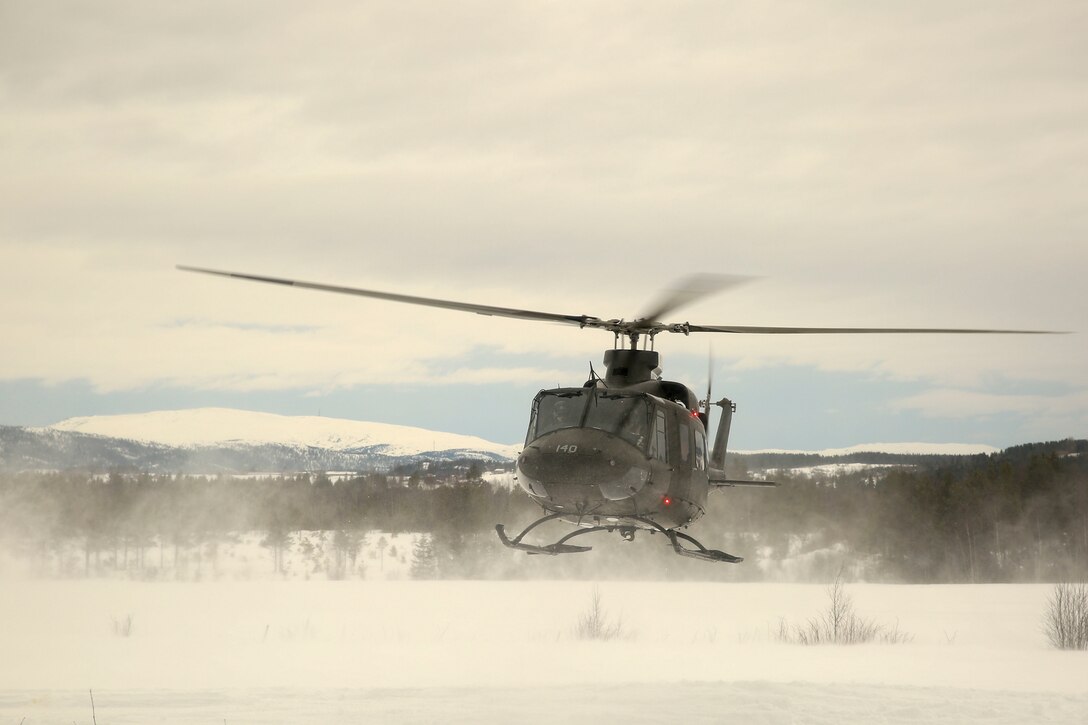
[44, 408, 520, 459]
[730, 441, 999, 480]
[734, 442, 999, 456]
[0, 408, 519, 474]
[2, 407, 1000, 475]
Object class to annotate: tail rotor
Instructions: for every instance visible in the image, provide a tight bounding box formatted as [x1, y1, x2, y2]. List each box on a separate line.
[698, 348, 713, 429]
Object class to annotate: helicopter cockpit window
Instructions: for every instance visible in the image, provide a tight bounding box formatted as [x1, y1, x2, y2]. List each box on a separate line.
[584, 394, 651, 448]
[528, 390, 653, 449]
[533, 391, 588, 439]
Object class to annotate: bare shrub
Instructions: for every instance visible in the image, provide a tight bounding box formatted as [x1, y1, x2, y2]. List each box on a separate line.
[1044, 582, 1088, 650]
[572, 586, 627, 641]
[781, 576, 912, 645]
[111, 613, 134, 637]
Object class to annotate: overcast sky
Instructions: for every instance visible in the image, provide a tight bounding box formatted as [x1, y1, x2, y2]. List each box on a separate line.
[1, 1, 1085, 449]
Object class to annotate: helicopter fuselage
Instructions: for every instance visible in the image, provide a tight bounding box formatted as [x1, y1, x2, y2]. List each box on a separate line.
[516, 380, 712, 533]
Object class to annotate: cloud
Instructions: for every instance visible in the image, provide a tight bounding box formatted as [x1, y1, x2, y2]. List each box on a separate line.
[893, 388, 1087, 418]
[892, 387, 1088, 441]
[1, 2, 1085, 445]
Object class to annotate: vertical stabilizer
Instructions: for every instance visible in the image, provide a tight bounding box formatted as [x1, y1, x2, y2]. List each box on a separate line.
[709, 398, 735, 470]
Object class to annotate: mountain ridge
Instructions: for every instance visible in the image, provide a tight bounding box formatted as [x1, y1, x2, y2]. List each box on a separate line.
[0, 407, 1006, 474]
[3, 408, 520, 474]
[41, 407, 521, 459]
[38, 407, 997, 458]
[734, 442, 999, 456]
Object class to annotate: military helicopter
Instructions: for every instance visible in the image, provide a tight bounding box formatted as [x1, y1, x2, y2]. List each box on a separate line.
[178, 265, 1057, 563]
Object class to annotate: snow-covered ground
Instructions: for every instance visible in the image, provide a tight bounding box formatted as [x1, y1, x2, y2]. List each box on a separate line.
[2, 580, 1085, 723]
[766, 462, 908, 478]
[481, 468, 517, 488]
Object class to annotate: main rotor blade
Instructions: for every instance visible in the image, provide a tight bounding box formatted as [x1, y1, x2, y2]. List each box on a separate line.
[177, 266, 600, 328]
[178, 266, 1067, 337]
[685, 324, 1065, 335]
[638, 274, 754, 324]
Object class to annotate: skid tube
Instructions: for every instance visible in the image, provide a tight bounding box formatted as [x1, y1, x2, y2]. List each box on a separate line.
[495, 513, 605, 555]
[495, 513, 743, 563]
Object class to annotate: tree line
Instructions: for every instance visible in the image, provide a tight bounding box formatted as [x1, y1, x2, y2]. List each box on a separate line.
[714, 439, 1088, 582]
[1, 440, 1084, 582]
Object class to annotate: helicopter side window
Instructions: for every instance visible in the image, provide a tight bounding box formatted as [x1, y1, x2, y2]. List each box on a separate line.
[650, 409, 668, 462]
[694, 426, 707, 471]
[678, 418, 690, 462]
[524, 399, 539, 446]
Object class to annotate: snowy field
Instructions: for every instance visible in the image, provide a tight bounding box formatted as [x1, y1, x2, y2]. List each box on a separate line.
[2, 579, 1086, 724]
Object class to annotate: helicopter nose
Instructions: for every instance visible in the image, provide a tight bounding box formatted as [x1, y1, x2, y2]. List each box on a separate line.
[516, 428, 649, 501]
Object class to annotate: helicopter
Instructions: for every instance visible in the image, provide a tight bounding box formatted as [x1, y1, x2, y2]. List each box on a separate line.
[178, 265, 1058, 563]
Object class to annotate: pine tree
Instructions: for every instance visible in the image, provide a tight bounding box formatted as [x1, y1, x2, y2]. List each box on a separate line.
[410, 534, 439, 579]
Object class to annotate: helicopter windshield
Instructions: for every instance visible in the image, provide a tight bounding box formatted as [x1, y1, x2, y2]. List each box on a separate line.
[528, 390, 652, 449]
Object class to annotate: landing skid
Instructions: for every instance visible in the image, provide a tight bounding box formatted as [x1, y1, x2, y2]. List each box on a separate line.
[495, 513, 603, 555]
[667, 530, 743, 563]
[495, 513, 743, 563]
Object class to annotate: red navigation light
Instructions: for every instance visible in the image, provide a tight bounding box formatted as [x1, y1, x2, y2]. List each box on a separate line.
[691, 410, 700, 418]
[663, 496, 673, 506]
